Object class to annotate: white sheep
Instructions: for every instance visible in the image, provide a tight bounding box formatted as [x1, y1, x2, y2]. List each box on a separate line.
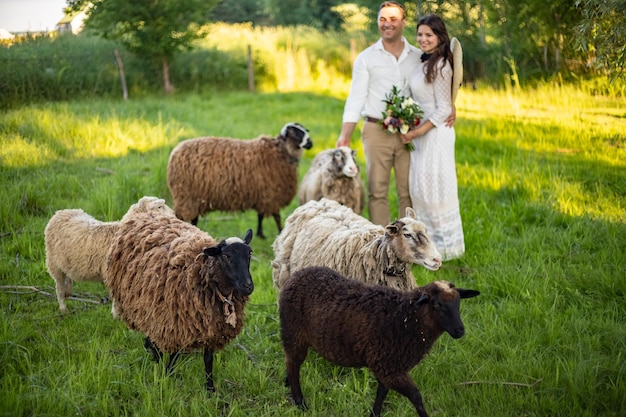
[272, 198, 442, 293]
[44, 196, 174, 315]
[167, 122, 312, 239]
[298, 146, 366, 214]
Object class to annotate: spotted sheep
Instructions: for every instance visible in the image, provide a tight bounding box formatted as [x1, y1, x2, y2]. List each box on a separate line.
[297, 146, 366, 214]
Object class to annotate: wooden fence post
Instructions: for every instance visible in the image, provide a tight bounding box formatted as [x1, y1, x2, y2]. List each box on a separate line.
[113, 49, 128, 100]
[247, 44, 255, 93]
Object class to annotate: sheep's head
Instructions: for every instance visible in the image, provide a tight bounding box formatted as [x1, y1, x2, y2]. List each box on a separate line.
[385, 207, 442, 271]
[333, 147, 359, 178]
[122, 196, 175, 221]
[416, 280, 480, 338]
[204, 229, 254, 296]
[280, 122, 313, 159]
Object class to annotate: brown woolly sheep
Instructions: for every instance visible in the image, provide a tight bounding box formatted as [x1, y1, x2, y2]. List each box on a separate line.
[104, 210, 254, 394]
[44, 196, 174, 315]
[297, 146, 366, 214]
[167, 122, 312, 239]
[279, 266, 480, 417]
[272, 198, 442, 293]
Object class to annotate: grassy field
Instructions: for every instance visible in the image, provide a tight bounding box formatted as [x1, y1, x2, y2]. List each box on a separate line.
[0, 86, 624, 417]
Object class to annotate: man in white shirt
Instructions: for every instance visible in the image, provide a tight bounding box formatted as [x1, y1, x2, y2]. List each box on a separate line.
[336, 1, 420, 226]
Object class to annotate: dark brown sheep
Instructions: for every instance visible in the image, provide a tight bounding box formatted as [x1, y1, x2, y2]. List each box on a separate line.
[278, 266, 480, 417]
[167, 122, 312, 239]
[105, 210, 254, 393]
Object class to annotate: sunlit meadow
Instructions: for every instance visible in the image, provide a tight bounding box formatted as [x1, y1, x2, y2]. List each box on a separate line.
[1, 76, 624, 417]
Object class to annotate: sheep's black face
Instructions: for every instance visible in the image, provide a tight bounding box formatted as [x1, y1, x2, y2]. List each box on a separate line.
[418, 284, 480, 339]
[204, 229, 255, 296]
[434, 298, 466, 339]
[219, 242, 254, 296]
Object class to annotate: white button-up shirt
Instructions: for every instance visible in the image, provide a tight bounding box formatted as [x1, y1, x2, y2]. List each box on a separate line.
[342, 37, 421, 123]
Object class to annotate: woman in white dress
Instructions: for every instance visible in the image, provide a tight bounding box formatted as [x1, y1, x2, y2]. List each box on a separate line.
[400, 14, 465, 261]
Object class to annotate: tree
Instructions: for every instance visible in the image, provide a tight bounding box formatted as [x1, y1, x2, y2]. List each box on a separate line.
[210, 0, 271, 25]
[68, 0, 220, 94]
[575, 0, 626, 79]
[268, 0, 344, 29]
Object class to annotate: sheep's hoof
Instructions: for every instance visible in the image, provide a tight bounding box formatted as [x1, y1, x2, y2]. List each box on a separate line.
[143, 337, 162, 363]
[289, 393, 307, 411]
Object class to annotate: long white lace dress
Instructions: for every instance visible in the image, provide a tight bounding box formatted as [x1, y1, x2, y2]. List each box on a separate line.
[408, 58, 465, 261]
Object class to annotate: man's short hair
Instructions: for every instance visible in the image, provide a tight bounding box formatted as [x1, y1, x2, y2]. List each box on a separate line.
[379, 1, 406, 19]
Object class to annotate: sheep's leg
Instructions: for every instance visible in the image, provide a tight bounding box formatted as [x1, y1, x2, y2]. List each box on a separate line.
[165, 351, 181, 376]
[144, 337, 161, 362]
[256, 212, 266, 239]
[203, 348, 215, 394]
[52, 271, 68, 313]
[284, 347, 307, 409]
[64, 277, 73, 298]
[110, 299, 118, 319]
[272, 212, 282, 232]
[371, 379, 389, 417]
[387, 374, 429, 417]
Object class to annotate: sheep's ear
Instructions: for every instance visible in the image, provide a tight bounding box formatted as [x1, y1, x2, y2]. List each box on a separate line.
[416, 293, 430, 306]
[458, 289, 480, 299]
[204, 246, 221, 258]
[385, 223, 399, 235]
[405, 207, 417, 219]
[243, 229, 253, 244]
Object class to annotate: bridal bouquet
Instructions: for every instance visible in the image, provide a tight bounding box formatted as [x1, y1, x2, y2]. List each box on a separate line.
[380, 85, 423, 151]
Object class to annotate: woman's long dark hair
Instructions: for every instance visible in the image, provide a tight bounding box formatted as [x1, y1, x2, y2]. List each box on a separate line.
[418, 14, 452, 83]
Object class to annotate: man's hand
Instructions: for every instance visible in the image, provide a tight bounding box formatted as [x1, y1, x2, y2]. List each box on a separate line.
[336, 135, 351, 148]
[336, 122, 357, 148]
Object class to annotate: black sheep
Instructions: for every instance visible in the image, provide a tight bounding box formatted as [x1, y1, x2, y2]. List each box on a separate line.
[278, 266, 480, 417]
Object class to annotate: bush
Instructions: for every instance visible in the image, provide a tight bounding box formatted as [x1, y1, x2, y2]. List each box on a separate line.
[0, 34, 124, 108]
[0, 32, 253, 109]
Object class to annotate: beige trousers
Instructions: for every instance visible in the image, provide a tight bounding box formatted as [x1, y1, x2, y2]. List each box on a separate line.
[362, 121, 411, 226]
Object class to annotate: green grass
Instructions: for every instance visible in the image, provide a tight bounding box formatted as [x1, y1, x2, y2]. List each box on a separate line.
[1, 86, 625, 417]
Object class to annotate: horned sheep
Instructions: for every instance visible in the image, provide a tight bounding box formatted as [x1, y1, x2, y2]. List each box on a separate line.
[104, 210, 254, 394]
[279, 266, 480, 417]
[297, 146, 366, 214]
[167, 122, 312, 239]
[272, 198, 442, 293]
[44, 196, 174, 315]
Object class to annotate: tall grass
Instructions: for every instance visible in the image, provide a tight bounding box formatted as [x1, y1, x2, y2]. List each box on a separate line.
[0, 86, 624, 417]
[0, 24, 367, 109]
